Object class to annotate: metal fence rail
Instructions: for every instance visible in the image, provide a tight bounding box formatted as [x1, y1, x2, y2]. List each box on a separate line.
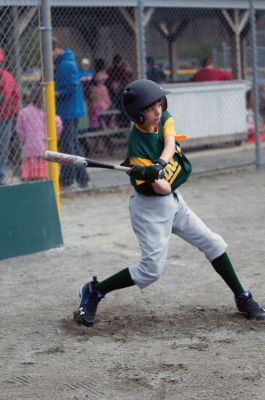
[0, 1, 264, 190]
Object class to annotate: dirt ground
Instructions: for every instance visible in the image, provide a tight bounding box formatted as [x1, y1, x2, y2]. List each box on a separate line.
[1, 166, 265, 400]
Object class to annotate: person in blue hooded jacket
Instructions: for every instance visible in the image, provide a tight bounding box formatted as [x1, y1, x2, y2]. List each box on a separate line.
[52, 37, 91, 189]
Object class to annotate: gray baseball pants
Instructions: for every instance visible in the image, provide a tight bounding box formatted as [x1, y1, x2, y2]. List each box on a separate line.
[129, 190, 227, 289]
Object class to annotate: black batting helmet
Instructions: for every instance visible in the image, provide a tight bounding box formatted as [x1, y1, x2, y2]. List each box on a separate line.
[122, 79, 170, 124]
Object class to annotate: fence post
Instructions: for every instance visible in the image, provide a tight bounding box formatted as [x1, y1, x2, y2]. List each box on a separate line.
[39, 0, 61, 213]
[137, 0, 146, 79]
[249, 0, 261, 169]
[12, 7, 22, 107]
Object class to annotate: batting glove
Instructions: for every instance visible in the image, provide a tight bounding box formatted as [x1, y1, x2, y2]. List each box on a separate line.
[129, 165, 164, 182]
[153, 158, 167, 168]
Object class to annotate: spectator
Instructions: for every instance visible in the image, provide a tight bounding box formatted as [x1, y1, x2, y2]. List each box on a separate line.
[16, 83, 62, 181]
[88, 58, 114, 153]
[189, 56, 233, 82]
[107, 54, 132, 126]
[88, 58, 112, 130]
[0, 47, 20, 185]
[146, 56, 166, 83]
[246, 89, 265, 144]
[79, 57, 93, 99]
[258, 85, 265, 123]
[52, 37, 91, 189]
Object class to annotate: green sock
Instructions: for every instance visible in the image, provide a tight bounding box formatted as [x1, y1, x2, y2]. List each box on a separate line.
[94, 268, 135, 295]
[211, 252, 244, 296]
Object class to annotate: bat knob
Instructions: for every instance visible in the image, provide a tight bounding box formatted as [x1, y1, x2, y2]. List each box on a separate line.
[158, 169, 165, 179]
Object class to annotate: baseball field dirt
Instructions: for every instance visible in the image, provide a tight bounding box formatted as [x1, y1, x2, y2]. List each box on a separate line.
[1, 166, 265, 400]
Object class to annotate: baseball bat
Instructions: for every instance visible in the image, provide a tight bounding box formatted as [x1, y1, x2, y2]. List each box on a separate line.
[43, 151, 165, 179]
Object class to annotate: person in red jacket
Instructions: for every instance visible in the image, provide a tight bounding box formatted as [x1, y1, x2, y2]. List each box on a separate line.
[0, 47, 20, 185]
[189, 57, 233, 82]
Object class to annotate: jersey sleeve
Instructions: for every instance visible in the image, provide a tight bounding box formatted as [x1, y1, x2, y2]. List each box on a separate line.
[163, 116, 175, 138]
[163, 115, 187, 141]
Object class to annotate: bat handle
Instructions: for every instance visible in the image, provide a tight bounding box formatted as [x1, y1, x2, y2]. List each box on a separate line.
[117, 165, 165, 179]
[113, 165, 131, 172]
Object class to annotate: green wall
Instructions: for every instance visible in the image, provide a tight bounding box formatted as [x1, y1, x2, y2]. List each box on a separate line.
[0, 181, 63, 260]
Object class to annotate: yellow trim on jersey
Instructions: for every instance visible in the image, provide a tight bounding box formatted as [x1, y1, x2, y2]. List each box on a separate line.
[135, 124, 158, 134]
[163, 117, 175, 137]
[135, 118, 187, 140]
[129, 157, 152, 167]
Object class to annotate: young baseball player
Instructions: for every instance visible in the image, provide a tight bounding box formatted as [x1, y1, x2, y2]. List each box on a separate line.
[78, 79, 265, 326]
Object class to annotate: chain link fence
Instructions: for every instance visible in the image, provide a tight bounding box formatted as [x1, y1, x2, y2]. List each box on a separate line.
[0, 5, 41, 185]
[1, 1, 265, 190]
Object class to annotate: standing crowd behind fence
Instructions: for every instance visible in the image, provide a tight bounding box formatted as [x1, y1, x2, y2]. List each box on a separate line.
[0, 3, 265, 189]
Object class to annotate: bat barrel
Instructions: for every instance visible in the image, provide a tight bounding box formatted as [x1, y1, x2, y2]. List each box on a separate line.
[44, 151, 88, 167]
[158, 169, 165, 179]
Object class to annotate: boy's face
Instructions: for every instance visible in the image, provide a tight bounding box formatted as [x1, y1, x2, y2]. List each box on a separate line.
[143, 100, 162, 126]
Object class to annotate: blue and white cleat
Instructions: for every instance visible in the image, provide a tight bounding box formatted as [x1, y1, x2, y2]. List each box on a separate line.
[78, 276, 104, 326]
[235, 291, 265, 320]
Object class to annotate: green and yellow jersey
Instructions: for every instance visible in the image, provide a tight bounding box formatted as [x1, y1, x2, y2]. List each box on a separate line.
[123, 111, 192, 195]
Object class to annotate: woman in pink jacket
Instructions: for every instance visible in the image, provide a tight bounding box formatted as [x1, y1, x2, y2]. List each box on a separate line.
[16, 84, 62, 181]
[88, 70, 112, 130]
[87, 59, 114, 153]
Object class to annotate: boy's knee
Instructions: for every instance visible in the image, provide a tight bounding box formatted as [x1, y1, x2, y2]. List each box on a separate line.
[204, 234, 227, 262]
[129, 261, 164, 289]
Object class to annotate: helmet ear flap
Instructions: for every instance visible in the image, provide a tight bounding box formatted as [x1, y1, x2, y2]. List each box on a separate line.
[132, 112, 145, 124]
[138, 113, 145, 124]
